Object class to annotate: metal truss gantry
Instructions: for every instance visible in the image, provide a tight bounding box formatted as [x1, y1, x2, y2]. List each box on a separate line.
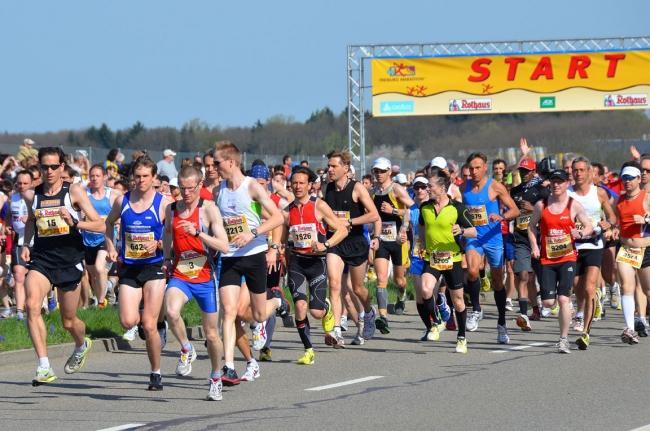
[347, 36, 650, 175]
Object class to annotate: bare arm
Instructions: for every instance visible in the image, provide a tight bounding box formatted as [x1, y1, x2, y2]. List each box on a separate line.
[202, 202, 230, 254]
[527, 202, 543, 259]
[352, 182, 380, 227]
[20, 194, 35, 262]
[317, 199, 348, 249]
[492, 181, 520, 221]
[104, 195, 123, 261]
[571, 200, 593, 240]
[162, 204, 173, 261]
[70, 183, 105, 233]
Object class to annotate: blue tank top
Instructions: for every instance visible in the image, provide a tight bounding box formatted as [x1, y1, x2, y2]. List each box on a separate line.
[409, 203, 424, 258]
[120, 191, 164, 265]
[463, 177, 501, 245]
[83, 188, 113, 247]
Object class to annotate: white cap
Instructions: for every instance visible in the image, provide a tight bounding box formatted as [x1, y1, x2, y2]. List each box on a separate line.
[430, 156, 447, 169]
[413, 176, 428, 186]
[621, 166, 641, 178]
[394, 173, 408, 185]
[23, 138, 35, 146]
[349, 165, 356, 175]
[372, 157, 391, 170]
[163, 149, 177, 157]
[169, 178, 179, 188]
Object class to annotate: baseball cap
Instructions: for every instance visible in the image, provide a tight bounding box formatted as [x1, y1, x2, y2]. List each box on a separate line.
[163, 149, 177, 157]
[621, 166, 641, 178]
[250, 164, 270, 180]
[24, 138, 35, 146]
[169, 178, 179, 188]
[413, 177, 428, 187]
[394, 173, 408, 185]
[372, 157, 391, 171]
[548, 169, 569, 181]
[430, 156, 447, 169]
[518, 158, 536, 171]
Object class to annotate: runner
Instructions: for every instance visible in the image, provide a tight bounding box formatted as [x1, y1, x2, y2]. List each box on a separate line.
[371, 157, 414, 331]
[567, 157, 616, 349]
[419, 170, 475, 353]
[283, 166, 348, 363]
[200, 150, 220, 200]
[22, 147, 105, 385]
[324, 150, 380, 346]
[163, 166, 230, 400]
[528, 169, 593, 353]
[462, 152, 520, 343]
[105, 155, 169, 390]
[83, 164, 121, 308]
[213, 141, 285, 384]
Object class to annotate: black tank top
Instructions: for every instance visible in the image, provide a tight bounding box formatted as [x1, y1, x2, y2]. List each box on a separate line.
[324, 179, 365, 238]
[31, 182, 84, 267]
[373, 185, 403, 231]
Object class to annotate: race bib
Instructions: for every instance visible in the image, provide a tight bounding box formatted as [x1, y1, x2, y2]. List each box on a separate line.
[125, 232, 155, 260]
[616, 246, 645, 269]
[380, 221, 397, 242]
[34, 207, 70, 237]
[176, 250, 208, 279]
[430, 251, 453, 271]
[290, 223, 318, 249]
[515, 214, 531, 231]
[545, 234, 573, 259]
[223, 215, 250, 242]
[330, 210, 350, 232]
[412, 234, 422, 257]
[467, 205, 489, 226]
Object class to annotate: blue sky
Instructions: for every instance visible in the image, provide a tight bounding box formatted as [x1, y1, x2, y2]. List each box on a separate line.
[1, 0, 648, 133]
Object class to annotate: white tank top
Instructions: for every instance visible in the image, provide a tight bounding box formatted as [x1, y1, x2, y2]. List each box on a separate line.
[10, 193, 29, 246]
[568, 184, 603, 250]
[217, 176, 267, 257]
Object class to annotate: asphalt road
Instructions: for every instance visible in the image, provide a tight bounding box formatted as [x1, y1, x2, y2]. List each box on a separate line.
[1, 301, 650, 431]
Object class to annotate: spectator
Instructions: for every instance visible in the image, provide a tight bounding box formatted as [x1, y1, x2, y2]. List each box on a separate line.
[282, 154, 292, 178]
[300, 160, 309, 167]
[105, 148, 121, 173]
[157, 149, 178, 179]
[16, 138, 37, 163]
[71, 150, 91, 182]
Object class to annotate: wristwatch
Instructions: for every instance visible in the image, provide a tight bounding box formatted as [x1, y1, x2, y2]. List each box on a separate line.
[194, 229, 201, 237]
[270, 243, 280, 250]
[644, 214, 650, 224]
[324, 241, 331, 249]
[251, 228, 259, 238]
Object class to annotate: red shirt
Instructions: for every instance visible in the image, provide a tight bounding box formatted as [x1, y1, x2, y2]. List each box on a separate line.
[287, 196, 326, 254]
[200, 187, 213, 201]
[617, 190, 646, 239]
[171, 200, 212, 282]
[540, 198, 577, 265]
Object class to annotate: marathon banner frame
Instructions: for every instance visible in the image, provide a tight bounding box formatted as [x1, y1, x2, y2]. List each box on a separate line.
[371, 50, 650, 116]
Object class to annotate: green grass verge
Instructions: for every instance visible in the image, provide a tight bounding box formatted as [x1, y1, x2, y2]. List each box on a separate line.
[0, 278, 414, 352]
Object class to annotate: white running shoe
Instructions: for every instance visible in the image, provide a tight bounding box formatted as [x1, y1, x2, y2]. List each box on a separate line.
[497, 324, 510, 344]
[252, 321, 267, 351]
[206, 378, 223, 401]
[122, 325, 138, 341]
[466, 311, 482, 332]
[505, 298, 513, 312]
[175, 347, 197, 376]
[240, 361, 260, 382]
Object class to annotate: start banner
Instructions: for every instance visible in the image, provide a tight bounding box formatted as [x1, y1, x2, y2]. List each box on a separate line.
[371, 50, 650, 116]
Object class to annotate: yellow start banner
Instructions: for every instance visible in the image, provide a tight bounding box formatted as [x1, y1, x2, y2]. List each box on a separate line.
[371, 50, 650, 116]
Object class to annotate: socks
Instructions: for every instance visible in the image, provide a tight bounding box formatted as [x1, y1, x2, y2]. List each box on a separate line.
[423, 295, 439, 325]
[622, 295, 635, 330]
[466, 278, 481, 312]
[181, 341, 192, 352]
[376, 287, 388, 312]
[494, 289, 507, 326]
[264, 314, 276, 349]
[416, 302, 432, 330]
[74, 340, 87, 354]
[38, 357, 50, 369]
[296, 318, 312, 349]
[456, 308, 467, 338]
[210, 370, 222, 380]
[225, 361, 235, 370]
[152, 369, 161, 375]
[518, 299, 528, 316]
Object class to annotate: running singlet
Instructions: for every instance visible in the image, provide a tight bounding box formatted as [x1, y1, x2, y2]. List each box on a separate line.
[216, 176, 267, 257]
[568, 184, 603, 249]
[409, 204, 423, 258]
[463, 177, 501, 244]
[171, 199, 212, 282]
[617, 190, 647, 239]
[324, 180, 365, 239]
[287, 196, 327, 254]
[540, 198, 577, 265]
[373, 185, 404, 242]
[10, 193, 28, 246]
[31, 182, 84, 267]
[83, 187, 112, 247]
[120, 191, 164, 265]
[419, 199, 473, 269]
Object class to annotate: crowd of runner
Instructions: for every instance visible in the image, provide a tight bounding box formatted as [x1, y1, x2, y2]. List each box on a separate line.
[1, 137, 648, 401]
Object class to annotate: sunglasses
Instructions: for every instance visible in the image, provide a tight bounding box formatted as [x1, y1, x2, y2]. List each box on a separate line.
[621, 175, 638, 182]
[179, 184, 200, 192]
[40, 164, 61, 171]
[373, 168, 389, 174]
[413, 185, 428, 190]
[642, 168, 650, 174]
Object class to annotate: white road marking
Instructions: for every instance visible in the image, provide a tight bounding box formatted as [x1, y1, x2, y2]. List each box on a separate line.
[305, 375, 384, 391]
[491, 342, 547, 353]
[628, 425, 650, 431]
[96, 424, 146, 431]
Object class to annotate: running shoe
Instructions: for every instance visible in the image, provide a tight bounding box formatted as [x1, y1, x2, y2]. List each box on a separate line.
[240, 361, 260, 381]
[634, 318, 648, 337]
[550, 303, 560, 316]
[557, 337, 571, 354]
[259, 347, 272, 362]
[158, 320, 168, 350]
[466, 311, 482, 332]
[340, 315, 348, 332]
[573, 316, 584, 333]
[375, 315, 391, 334]
[497, 324, 510, 344]
[438, 294, 451, 322]
[427, 325, 440, 341]
[297, 348, 315, 365]
[16, 310, 24, 321]
[576, 332, 590, 350]
[480, 276, 491, 292]
[516, 314, 532, 332]
[455, 337, 468, 354]
[610, 283, 621, 309]
[367, 266, 377, 282]
[64, 337, 92, 374]
[593, 289, 603, 321]
[32, 367, 57, 386]
[351, 333, 365, 345]
[206, 378, 223, 401]
[505, 298, 514, 312]
[0, 308, 13, 319]
[362, 308, 376, 340]
[321, 299, 335, 333]
[621, 328, 640, 345]
[541, 307, 552, 318]
[276, 296, 290, 318]
[334, 334, 345, 349]
[221, 366, 240, 386]
[282, 314, 295, 328]
[122, 325, 138, 342]
[530, 307, 542, 321]
[97, 298, 109, 309]
[394, 299, 406, 315]
[148, 372, 163, 391]
[47, 296, 58, 312]
[446, 315, 457, 331]
[175, 346, 197, 376]
[252, 321, 268, 351]
[137, 323, 146, 340]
